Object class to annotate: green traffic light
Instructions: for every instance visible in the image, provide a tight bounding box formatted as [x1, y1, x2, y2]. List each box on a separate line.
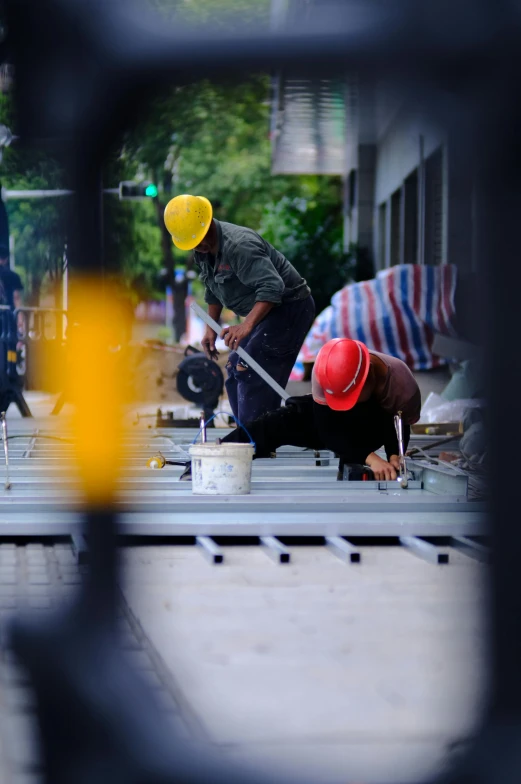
[145, 184, 158, 198]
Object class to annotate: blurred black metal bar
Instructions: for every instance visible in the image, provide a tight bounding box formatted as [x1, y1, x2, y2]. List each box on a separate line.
[3, 0, 521, 781]
[475, 94, 521, 721]
[6, 0, 521, 145]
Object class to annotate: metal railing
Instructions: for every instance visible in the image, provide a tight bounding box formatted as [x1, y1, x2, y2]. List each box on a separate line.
[0, 305, 67, 391]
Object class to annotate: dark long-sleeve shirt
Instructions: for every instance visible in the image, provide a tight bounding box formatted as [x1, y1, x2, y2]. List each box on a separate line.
[222, 394, 410, 465]
[194, 219, 310, 317]
[312, 398, 410, 463]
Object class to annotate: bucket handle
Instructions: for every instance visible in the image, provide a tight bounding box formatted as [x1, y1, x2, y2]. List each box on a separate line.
[191, 411, 255, 449]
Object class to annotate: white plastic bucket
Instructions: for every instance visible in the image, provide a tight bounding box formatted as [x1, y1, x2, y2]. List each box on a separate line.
[189, 442, 254, 495]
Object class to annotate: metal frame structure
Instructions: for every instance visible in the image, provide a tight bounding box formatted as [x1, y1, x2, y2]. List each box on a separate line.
[1, 0, 517, 781]
[0, 424, 485, 538]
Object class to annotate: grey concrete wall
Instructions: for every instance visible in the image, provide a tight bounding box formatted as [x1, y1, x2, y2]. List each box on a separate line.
[357, 144, 377, 253]
[344, 83, 474, 276]
[445, 132, 474, 276]
[375, 105, 445, 207]
[371, 102, 446, 270]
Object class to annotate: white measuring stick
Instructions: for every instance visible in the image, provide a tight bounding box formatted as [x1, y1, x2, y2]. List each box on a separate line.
[191, 302, 289, 402]
[1, 412, 10, 490]
[394, 411, 408, 488]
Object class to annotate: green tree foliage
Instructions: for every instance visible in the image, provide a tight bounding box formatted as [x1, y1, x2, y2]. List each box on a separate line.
[104, 0, 351, 338]
[1, 0, 354, 328]
[103, 151, 162, 302]
[110, 71, 348, 333]
[259, 187, 353, 315]
[149, 0, 271, 26]
[0, 92, 67, 304]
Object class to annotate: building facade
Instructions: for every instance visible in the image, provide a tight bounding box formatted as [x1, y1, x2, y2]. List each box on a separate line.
[270, 1, 476, 286]
[344, 79, 475, 281]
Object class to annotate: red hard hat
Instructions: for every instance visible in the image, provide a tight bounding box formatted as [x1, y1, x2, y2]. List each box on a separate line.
[314, 338, 370, 411]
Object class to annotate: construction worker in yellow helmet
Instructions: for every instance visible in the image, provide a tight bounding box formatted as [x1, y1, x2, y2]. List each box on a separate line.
[164, 194, 315, 424]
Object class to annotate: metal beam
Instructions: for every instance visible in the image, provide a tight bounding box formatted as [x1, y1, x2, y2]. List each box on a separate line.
[260, 536, 291, 564]
[452, 536, 491, 564]
[0, 495, 484, 518]
[0, 509, 485, 537]
[70, 533, 89, 565]
[192, 301, 290, 403]
[0, 422, 484, 539]
[196, 536, 223, 565]
[399, 536, 449, 565]
[326, 536, 361, 564]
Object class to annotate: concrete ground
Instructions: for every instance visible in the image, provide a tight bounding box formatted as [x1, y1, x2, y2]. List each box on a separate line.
[0, 543, 193, 784]
[0, 539, 487, 784]
[120, 544, 487, 784]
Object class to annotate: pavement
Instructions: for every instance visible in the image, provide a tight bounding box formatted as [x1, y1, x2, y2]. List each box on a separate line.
[0, 542, 194, 784]
[0, 537, 487, 784]
[120, 543, 486, 784]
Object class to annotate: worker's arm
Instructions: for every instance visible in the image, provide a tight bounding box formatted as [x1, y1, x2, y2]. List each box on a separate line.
[13, 290, 22, 310]
[365, 453, 397, 481]
[201, 303, 223, 360]
[366, 419, 411, 480]
[220, 301, 274, 349]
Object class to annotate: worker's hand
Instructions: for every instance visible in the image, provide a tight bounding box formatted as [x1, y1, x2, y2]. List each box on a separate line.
[201, 326, 219, 361]
[365, 453, 397, 481]
[220, 322, 252, 351]
[389, 455, 401, 473]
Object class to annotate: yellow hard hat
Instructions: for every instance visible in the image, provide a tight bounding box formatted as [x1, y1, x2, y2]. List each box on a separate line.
[164, 194, 213, 251]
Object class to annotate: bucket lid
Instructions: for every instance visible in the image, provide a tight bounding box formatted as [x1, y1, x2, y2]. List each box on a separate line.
[189, 442, 254, 456]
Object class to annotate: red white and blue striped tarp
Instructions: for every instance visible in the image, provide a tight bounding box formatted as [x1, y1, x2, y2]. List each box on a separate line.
[290, 264, 458, 381]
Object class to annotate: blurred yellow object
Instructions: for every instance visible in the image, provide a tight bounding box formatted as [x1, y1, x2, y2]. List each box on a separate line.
[64, 279, 126, 505]
[163, 194, 212, 251]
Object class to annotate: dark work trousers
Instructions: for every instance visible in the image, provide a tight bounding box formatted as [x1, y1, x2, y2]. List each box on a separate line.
[221, 394, 410, 469]
[225, 296, 315, 424]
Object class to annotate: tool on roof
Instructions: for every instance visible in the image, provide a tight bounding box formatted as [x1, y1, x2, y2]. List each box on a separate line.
[394, 410, 408, 488]
[1, 411, 10, 490]
[176, 344, 224, 423]
[341, 463, 376, 481]
[146, 452, 190, 470]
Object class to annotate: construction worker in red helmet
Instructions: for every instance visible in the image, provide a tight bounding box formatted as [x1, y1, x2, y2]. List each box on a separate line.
[164, 194, 315, 424]
[196, 337, 422, 481]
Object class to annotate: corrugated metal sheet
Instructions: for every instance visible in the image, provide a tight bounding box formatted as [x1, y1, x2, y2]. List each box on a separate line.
[271, 76, 346, 175]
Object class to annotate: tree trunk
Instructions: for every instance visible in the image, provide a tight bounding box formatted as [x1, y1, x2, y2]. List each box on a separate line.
[29, 272, 42, 307]
[50, 268, 62, 309]
[173, 278, 188, 342]
[153, 197, 187, 342]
